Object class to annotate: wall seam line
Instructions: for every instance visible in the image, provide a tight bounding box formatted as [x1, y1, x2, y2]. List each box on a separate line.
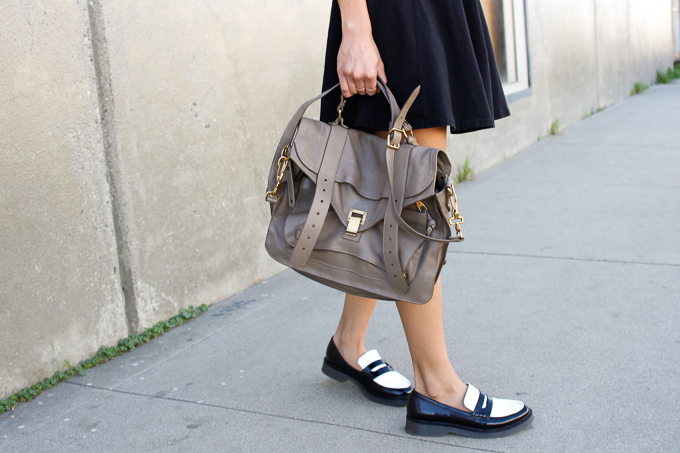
[87, 0, 140, 333]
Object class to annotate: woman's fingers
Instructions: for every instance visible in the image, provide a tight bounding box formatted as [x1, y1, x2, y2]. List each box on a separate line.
[339, 72, 370, 97]
[339, 73, 358, 97]
[367, 59, 386, 96]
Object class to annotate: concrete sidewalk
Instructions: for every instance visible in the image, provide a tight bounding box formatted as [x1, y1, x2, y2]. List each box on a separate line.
[2, 83, 679, 452]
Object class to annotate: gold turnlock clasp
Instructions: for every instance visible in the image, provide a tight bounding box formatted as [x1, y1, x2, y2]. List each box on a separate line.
[265, 145, 291, 202]
[416, 201, 427, 212]
[387, 128, 408, 150]
[346, 209, 368, 236]
[446, 183, 464, 240]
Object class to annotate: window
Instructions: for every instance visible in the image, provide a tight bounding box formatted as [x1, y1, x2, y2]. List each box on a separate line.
[480, 0, 530, 100]
[674, 0, 680, 61]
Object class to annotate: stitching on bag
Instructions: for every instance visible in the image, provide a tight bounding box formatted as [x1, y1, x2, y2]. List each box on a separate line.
[310, 246, 384, 269]
[307, 258, 392, 284]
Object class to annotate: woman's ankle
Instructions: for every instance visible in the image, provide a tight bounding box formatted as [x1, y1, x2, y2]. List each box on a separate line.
[417, 377, 470, 412]
[332, 332, 366, 370]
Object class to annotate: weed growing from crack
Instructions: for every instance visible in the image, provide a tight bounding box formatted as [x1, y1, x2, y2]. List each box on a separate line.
[656, 66, 680, 84]
[0, 304, 208, 415]
[549, 119, 561, 136]
[631, 82, 649, 95]
[583, 106, 607, 119]
[454, 156, 475, 184]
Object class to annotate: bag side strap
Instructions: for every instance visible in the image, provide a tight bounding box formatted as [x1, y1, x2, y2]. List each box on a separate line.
[290, 125, 349, 268]
[381, 86, 463, 294]
[385, 84, 463, 244]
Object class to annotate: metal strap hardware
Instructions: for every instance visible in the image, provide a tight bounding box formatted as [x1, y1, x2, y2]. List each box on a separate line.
[446, 183, 464, 239]
[331, 96, 348, 128]
[265, 145, 291, 203]
[387, 128, 407, 150]
[346, 209, 367, 236]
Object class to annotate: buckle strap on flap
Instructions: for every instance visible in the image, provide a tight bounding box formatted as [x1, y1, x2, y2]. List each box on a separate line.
[290, 125, 349, 268]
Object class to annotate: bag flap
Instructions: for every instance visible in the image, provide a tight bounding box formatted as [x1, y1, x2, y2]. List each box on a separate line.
[289, 118, 451, 232]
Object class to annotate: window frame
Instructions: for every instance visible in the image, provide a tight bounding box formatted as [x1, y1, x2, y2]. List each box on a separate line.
[499, 0, 532, 102]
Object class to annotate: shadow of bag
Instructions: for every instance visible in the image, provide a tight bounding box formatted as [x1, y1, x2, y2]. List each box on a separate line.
[264, 80, 464, 304]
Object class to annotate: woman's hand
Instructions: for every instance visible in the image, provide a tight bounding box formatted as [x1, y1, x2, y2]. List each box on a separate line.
[337, 0, 387, 97]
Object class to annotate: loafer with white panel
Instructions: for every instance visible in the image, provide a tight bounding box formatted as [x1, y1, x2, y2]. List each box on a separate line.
[405, 383, 533, 438]
[321, 337, 413, 406]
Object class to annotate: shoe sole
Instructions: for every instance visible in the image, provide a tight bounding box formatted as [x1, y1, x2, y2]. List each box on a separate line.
[405, 410, 534, 438]
[322, 359, 410, 407]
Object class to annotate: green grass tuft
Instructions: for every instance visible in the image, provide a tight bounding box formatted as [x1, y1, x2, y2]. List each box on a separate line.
[549, 119, 561, 136]
[583, 106, 607, 119]
[0, 304, 209, 415]
[453, 156, 475, 184]
[630, 82, 649, 95]
[656, 66, 680, 84]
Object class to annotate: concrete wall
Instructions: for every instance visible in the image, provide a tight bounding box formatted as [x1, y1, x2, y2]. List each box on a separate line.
[0, 0, 673, 398]
[0, 2, 128, 398]
[91, 0, 332, 330]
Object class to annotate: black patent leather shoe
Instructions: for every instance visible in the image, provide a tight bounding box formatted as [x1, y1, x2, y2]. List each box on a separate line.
[321, 337, 413, 406]
[405, 384, 534, 438]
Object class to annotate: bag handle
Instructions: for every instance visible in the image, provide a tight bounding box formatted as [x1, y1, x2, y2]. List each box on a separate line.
[268, 79, 414, 203]
[272, 78, 403, 160]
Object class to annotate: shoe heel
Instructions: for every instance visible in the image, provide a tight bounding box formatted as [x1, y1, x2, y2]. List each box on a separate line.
[321, 360, 350, 383]
[405, 418, 450, 437]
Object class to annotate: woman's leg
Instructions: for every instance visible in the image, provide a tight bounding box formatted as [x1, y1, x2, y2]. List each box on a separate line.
[396, 279, 468, 411]
[388, 126, 469, 411]
[333, 294, 376, 370]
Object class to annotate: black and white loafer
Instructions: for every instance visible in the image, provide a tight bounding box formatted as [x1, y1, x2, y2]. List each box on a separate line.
[321, 338, 413, 406]
[405, 384, 534, 438]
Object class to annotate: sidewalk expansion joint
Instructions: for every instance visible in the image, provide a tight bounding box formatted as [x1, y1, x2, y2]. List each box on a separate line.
[0, 386, 109, 452]
[552, 142, 680, 150]
[448, 250, 680, 267]
[63, 383, 509, 453]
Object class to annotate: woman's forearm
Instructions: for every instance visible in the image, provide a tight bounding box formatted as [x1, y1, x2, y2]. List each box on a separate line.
[335, 0, 386, 97]
[337, 0, 372, 36]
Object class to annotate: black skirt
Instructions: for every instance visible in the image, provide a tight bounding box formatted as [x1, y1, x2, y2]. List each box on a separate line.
[320, 0, 510, 134]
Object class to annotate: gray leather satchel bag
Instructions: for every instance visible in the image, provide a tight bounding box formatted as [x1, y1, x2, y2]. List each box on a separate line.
[265, 81, 464, 304]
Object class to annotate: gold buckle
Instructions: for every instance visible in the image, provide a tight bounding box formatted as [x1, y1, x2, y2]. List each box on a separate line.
[346, 209, 367, 236]
[387, 128, 407, 150]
